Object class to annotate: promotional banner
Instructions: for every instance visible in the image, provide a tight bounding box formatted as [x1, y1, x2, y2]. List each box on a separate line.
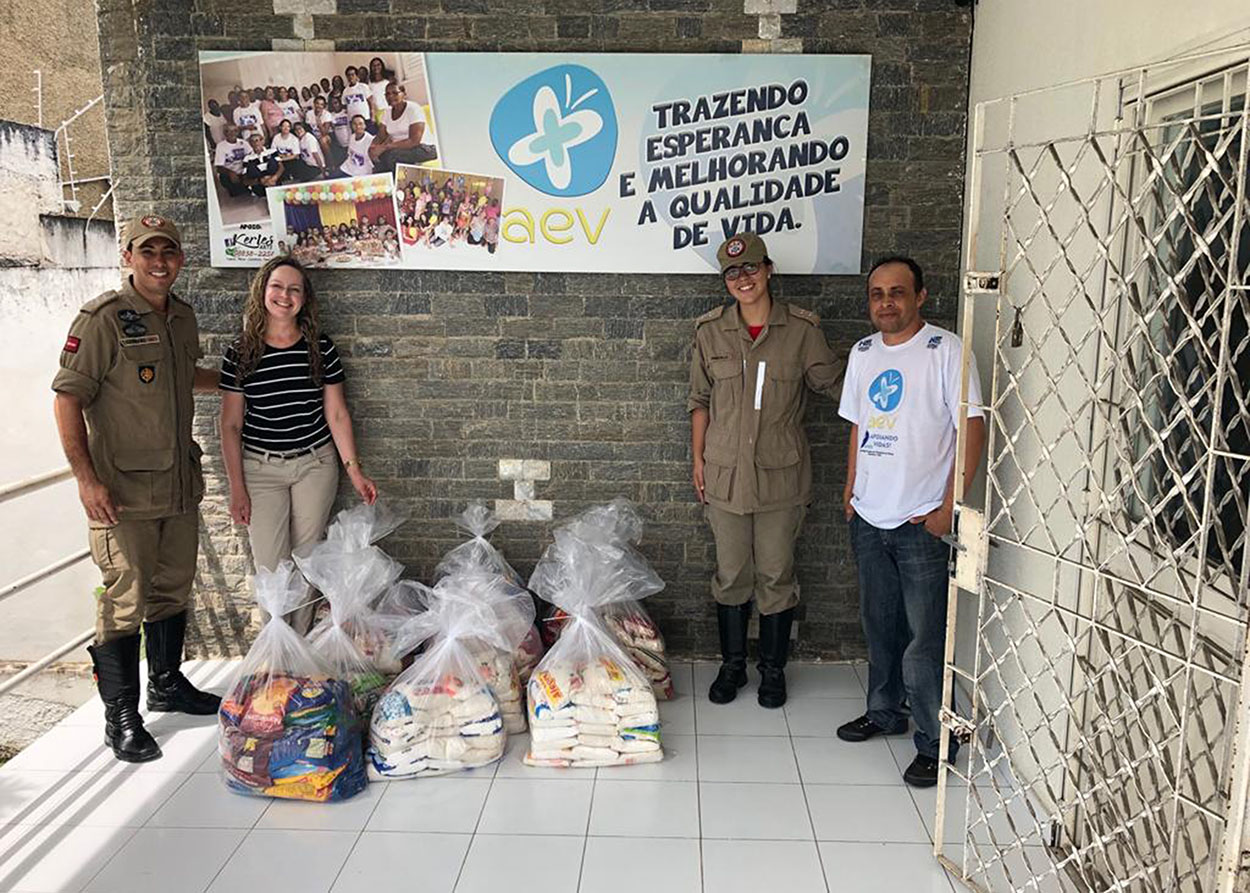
[199, 51, 870, 274]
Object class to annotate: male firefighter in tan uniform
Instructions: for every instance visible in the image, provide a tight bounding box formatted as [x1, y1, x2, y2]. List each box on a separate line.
[52, 215, 221, 763]
[689, 233, 845, 709]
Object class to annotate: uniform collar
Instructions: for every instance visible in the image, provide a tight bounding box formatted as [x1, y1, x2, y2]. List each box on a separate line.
[722, 299, 787, 331]
[119, 275, 187, 319]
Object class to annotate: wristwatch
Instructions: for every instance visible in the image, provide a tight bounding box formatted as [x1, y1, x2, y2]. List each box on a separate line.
[343, 458, 362, 470]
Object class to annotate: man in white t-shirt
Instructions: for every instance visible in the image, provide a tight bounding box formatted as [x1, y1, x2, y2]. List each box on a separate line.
[213, 123, 250, 197]
[232, 92, 265, 142]
[835, 256, 986, 789]
[342, 68, 373, 129]
[203, 99, 228, 146]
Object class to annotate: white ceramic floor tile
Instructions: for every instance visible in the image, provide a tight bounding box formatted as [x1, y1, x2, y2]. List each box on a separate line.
[331, 831, 470, 893]
[595, 733, 695, 782]
[657, 696, 695, 735]
[784, 698, 867, 738]
[495, 734, 580, 780]
[257, 779, 386, 831]
[819, 841, 954, 893]
[579, 837, 701, 893]
[588, 780, 699, 838]
[853, 662, 870, 691]
[912, 782, 1049, 847]
[0, 771, 79, 826]
[700, 781, 813, 840]
[365, 777, 490, 833]
[701, 839, 827, 893]
[668, 662, 695, 698]
[145, 772, 268, 829]
[6, 770, 190, 828]
[938, 842, 1078, 892]
[477, 777, 593, 836]
[207, 829, 357, 893]
[456, 834, 583, 893]
[81, 827, 246, 893]
[806, 784, 930, 844]
[694, 692, 789, 736]
[0, 823, 138, 893]
[786, 663, 865, 700]
[794, 737, 903, 786]
[696, 735, 799, 784]
[3, 727, 113, 774]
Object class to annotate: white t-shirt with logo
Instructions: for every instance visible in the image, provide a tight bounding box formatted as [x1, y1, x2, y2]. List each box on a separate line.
[203, 111, 228, 145]
[232, 102, 263, 138]
[278, 99, 303, 124]
[270, 133, 300, 157]
[298, 132, 324, 167]
[213, 138, 249, 175]
[838, 323, 984, 530]
[305, 108, 333, 138]
[340, 132, 374, 176]
[343, 84, 371, 122]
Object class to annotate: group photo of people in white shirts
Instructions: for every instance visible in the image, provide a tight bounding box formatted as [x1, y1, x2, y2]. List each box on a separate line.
[200, 51, 439, 227]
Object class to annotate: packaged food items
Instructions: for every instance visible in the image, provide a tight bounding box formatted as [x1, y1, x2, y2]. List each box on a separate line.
[525, 527, 665, 768]
[367, 583, 508, 779]
[538, 500, 674, 699]
[297, 503, 406, 713]
[218, 562, 366, 801]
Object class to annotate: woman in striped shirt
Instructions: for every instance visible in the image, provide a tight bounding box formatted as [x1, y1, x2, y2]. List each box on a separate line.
[219, 256, 377, 632]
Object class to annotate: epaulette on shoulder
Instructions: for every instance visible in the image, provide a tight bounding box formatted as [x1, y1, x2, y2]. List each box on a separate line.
[788, 304, 821, 327]
[695, 304, 727, 326]
[80, 290, 122, 315]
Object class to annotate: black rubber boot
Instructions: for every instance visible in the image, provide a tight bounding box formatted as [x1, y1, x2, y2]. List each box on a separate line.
[757, 607, 794, 709]
[145, 612, 221, 715]
[708, 602, 752, 704]
[89, 635, 162, 763]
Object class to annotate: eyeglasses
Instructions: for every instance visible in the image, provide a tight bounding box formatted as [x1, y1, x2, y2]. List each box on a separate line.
[723, 262, 760, 281]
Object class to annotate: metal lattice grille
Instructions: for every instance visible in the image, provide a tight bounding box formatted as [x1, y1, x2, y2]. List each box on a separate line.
[942, 51, 1250, 893]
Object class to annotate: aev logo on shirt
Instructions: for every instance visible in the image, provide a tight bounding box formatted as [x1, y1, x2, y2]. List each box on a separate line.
[489, 65, 618, 197]
[866, 369, 904, 430]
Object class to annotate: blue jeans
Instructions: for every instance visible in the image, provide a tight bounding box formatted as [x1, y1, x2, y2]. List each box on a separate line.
[850, 513, 955, 760]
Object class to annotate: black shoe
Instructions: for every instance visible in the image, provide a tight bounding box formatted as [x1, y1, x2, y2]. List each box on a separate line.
[836, 714, 908, 742]
[756, 608, 794, 709]
[904, 754, 941, 787]
[145, 613, 221, 715]
[708, 602, 751, 704]
[89, 636, 162, 763]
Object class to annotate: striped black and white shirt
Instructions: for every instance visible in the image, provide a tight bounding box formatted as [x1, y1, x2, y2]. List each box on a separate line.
[219, 335, 345, 453]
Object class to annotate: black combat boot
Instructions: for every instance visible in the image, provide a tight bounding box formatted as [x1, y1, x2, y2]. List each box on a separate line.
[756, 607, 794, 709]
[708, 602, 752, 704]
[88, 635, 162, 763]
[145, 612, 222, 715]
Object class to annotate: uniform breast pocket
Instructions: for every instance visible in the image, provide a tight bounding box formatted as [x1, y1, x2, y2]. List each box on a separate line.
[763, 361, 804, 422]
[121, 343, 165, 390]
[708, 357, 742, 415]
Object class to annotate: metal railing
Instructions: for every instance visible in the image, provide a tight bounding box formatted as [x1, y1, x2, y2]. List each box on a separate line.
[0, 466, 93, 698]
[52, 95, 106, 214]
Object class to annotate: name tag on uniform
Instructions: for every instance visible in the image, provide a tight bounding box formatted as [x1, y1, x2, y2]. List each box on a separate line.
[754, 361, 766, 411]
[120, 334, 161, 347]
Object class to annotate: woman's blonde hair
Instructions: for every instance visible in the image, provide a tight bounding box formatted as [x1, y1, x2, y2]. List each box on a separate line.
[233, 256, 324, 385]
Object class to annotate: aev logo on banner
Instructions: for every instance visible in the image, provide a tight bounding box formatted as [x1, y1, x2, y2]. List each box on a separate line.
[489, 64, 618, 197]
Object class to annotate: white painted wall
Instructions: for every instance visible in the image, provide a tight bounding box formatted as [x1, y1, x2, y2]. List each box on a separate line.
[955, 2, 1250, 883]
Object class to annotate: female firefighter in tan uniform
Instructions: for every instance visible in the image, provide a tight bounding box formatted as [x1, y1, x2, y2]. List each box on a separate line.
[688, 233, 845, 709]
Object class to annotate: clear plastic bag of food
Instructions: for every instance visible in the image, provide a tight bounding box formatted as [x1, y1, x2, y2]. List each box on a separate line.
[435, 500, 524, 586]
[539, 499, 674, 699]
[218, 561, 366, 801]
[525, 529, 664, 768]
[367, 585, 508, 779]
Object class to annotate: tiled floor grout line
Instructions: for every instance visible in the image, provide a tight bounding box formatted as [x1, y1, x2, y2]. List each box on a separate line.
[322, 776, 393, 893]
[785, 692, 832, 893]
[197, 777, 275, 893]
[687, 664, 706, 893]
[572, 766, 597, 892]
[450, 752, 500, 893]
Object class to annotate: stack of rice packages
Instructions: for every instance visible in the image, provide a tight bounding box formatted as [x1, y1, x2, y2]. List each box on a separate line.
[524, 522, 666, 768]
[436, 501, 546, 683]
[541, 500, 675, 700]
[367, 577, 510, 778]
[297, 503, 408, 717]
[218, 561, 367, 801]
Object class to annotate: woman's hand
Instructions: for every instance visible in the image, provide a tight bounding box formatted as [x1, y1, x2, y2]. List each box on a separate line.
[693, 458, 706, 504]
[229, 486, 252, 525]
[350, 468, 378, 505]
[843, 484, 854, 521]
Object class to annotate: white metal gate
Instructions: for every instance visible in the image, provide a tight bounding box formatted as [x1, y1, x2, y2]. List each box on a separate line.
[939, 47, 1250, 892]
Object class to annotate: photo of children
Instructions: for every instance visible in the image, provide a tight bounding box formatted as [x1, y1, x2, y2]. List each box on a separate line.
[269, 174, 402, 269]
[200, 51, 439, 228]
[394, 165, 504, 260]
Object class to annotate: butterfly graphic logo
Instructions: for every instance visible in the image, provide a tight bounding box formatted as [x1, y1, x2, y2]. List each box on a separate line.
[868, 370, 904, 413]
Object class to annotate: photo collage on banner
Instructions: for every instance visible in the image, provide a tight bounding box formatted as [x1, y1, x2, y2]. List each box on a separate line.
[200, 51, 873, 274]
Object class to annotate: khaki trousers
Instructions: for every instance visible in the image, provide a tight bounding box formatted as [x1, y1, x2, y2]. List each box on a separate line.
[88, 511, 198, 644]
[705, 503, 807, 616]
[244, 441, 339, 633]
